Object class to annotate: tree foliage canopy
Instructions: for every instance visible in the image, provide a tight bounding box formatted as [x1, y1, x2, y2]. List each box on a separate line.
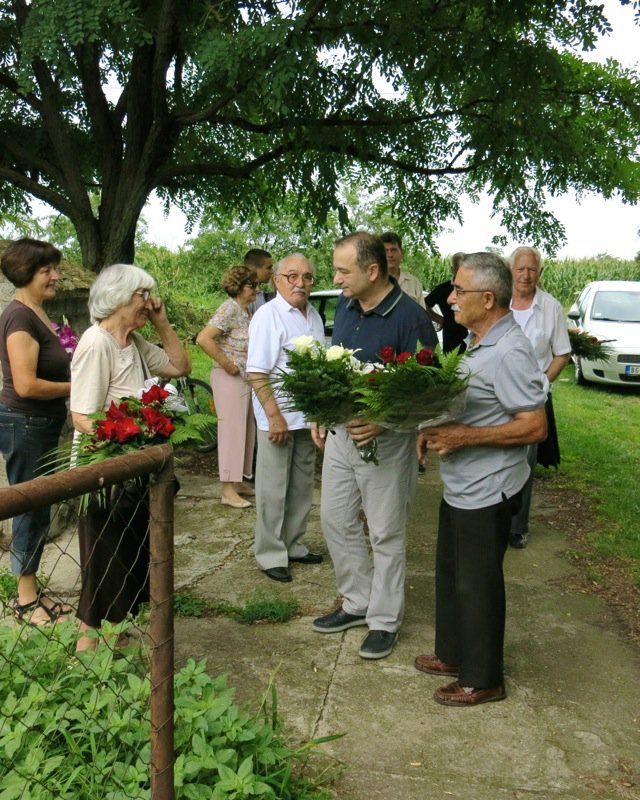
[1, 0, 639, 270]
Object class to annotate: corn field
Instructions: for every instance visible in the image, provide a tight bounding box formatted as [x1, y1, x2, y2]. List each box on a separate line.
[407, 255, 640, 310]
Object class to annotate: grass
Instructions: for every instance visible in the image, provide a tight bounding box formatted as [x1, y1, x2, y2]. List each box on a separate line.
[552, 364, 640, 574]
[175, 589, 300, 624]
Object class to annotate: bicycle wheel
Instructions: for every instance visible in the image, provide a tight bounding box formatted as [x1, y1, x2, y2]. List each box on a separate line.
[180, 377, 218, 452]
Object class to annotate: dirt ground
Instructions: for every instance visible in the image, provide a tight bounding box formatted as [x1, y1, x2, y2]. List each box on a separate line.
[534, 469, 640, 653]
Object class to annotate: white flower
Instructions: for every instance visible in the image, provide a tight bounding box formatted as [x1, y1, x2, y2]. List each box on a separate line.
[356, 360, 377, 374]
[326, 345, 348, 361]
[291, 335, 316, 354]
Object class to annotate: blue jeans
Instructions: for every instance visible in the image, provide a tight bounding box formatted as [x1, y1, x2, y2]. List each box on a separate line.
[0, 406, 64, 575]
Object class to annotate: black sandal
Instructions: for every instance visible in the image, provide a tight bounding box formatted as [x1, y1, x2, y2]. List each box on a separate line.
[11, 591, 73, 627]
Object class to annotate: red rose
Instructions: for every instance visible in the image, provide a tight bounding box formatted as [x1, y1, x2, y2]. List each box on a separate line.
[105, 400, 130, 420]
[141, 384, 170, 405]
[95, 418, 118, 441]
[140, 407, 175, 438]
[395, 351, 413, 364]
[378, 346, 396, 363]
[415, 348, 434, 366]
[113, 417, 142, 443]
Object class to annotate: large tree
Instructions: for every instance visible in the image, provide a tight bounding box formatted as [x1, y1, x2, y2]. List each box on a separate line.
[0, 0, 639, 271]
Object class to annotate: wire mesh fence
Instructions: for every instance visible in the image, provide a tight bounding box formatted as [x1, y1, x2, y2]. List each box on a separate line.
[0, 445, 176, 800]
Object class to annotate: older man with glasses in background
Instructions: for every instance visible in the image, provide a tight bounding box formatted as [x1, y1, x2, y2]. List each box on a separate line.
[247, 254, 325, 583]
[414, 252, 547, 706]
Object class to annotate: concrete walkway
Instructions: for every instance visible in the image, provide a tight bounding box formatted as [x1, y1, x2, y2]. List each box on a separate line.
[6, 451, 637, 799]
[170, 455, 640, 800]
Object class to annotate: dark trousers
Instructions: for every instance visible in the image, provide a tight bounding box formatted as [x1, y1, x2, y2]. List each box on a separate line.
[435, 493, 519, 688]
[0, 406, 64, 575]
[77, 485, 150, 628]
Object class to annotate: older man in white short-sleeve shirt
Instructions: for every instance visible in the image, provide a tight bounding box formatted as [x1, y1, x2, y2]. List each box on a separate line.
[247, 254, 325, 583]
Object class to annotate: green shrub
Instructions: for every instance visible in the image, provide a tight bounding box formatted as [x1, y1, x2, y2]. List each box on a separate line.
[0, 568, 18, 604]
[0, 621, 335, 799]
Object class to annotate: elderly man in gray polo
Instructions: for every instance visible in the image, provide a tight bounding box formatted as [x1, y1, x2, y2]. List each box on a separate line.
[414, 252, 547, 706]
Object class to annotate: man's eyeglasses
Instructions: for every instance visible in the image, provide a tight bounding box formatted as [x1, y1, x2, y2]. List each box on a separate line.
[134, 289, 151, 301]
[451, 284, 492, 296]
[276, 272, 315, 285]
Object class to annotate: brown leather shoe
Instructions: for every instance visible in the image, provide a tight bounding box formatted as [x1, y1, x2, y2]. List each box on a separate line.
[414, 654, 459, 676]
[433, 680, 506, 707]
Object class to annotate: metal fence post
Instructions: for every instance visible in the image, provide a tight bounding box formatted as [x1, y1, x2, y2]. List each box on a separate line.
[149, 453, 175, 800]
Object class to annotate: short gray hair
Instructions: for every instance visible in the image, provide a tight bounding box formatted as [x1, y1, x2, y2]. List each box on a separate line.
[459, 252, 512, 308]
[274, 253, 315, 275]
[88, 263, 156, 322]
[509, 245, 543, 272]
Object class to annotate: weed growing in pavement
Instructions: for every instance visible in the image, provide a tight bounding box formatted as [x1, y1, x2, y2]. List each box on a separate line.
[231, 593, 300, 624]
[174, 591, 210, 617]
[0, 622, 336, 799]
[175, 590, 300, 624]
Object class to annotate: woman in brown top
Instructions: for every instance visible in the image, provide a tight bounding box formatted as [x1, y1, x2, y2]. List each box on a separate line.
[0, 238, 72, 626]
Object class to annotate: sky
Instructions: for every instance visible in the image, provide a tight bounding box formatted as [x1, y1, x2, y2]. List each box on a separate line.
[142, 1, 640, 259]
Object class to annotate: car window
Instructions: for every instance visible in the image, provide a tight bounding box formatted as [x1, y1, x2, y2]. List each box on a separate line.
[591, 291, 640, 323]
[309, 294, 340, 341]
[578, 286, 592, 319]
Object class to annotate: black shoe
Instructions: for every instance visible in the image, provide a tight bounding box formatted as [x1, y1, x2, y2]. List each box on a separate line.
[509, 533, 528, 549]
[289, 552, 324, 565]
[312, 607, 367, 633]
[262, 567, 292, 583]
[359, 629, 399, 660]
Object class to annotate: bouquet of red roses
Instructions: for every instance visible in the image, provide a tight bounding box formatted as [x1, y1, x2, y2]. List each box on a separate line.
[568, 328, 614, 361]
[48, 381, 212, 509]
[73, 383, 210, 463]
[355, 345, 468, 431]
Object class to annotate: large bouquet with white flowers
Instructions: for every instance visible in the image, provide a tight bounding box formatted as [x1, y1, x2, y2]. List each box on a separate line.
[270, 337, 469, 464]
[270, 336, 370, 428]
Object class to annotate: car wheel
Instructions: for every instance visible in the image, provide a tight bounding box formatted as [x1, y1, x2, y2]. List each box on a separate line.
[575, 357, 588, 385]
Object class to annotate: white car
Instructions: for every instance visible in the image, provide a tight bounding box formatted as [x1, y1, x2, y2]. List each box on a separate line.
[567, 280, 640, 386]
[309, 289, 341, 345]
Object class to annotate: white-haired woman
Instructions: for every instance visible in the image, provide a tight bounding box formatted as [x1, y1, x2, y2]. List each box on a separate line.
[70, 263, 190, 651]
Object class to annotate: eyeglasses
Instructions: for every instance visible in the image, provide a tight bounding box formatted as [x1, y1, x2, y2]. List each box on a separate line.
[134, 290, 151, 301]
[275, 272, 315, 285]
[451, 284, 492, 296]
[245, 282, 258, 289]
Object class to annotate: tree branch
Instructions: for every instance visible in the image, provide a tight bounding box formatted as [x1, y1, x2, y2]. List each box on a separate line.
[0, 165, 76, 218]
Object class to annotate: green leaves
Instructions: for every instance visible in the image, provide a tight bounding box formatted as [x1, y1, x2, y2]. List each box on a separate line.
[1, 0, 639, 268]
[0, 623, 334, 799]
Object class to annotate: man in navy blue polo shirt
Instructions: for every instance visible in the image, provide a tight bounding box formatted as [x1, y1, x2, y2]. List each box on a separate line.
[311, 231, 437, 659]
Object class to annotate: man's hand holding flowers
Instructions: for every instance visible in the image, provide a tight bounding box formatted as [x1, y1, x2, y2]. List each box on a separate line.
[346, 419, 386, 447]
